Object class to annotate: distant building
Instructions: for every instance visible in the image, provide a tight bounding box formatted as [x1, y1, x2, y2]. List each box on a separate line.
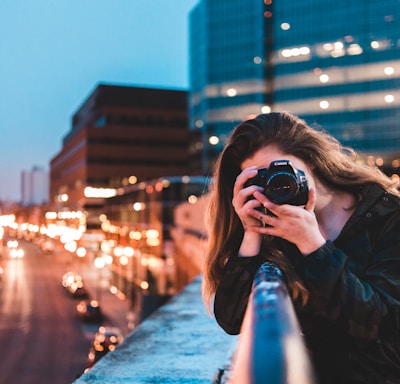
[21, 166, 49, 206]
[189, 0, 400, 176]
[49, 84, 193, 226]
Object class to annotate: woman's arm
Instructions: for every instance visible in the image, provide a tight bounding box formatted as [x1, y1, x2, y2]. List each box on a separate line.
[214, 254, 264, 335]
[302, 214, 400, 342]
[213, 167, 268, 334]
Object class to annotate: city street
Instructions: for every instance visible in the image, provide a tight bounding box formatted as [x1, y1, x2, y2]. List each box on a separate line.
[0, 238, 130, 384]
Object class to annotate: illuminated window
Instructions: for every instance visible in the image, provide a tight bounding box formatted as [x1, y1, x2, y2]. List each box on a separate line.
[384, 67, 394, 76]
[319, 74, 329, 83]
[129, 176, 138, 185]
[384, 95, 394, 103]
[209, 135, 219, 145]
[347, 44, 363, 55]
[370, 40, 390, 50]
[261, 105, 271, 113]
[281, 22, 290, 30]
[281, 46, 310, 58]
[319, 100, 329, 109]
[132, 202, 145, 211]
[226, 88, 237, 97]
[371, 41, 380, 49]
[195, 119, 204, 128]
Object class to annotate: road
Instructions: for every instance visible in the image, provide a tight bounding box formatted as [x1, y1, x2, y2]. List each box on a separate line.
[0, 239, 97, 384]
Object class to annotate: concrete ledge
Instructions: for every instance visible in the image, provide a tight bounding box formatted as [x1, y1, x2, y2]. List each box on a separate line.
[75, 275, 237, 384]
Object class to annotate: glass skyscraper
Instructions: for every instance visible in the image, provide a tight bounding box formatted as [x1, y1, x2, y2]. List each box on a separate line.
[189, 0, 400, 177]
[189, 0, 273, 173]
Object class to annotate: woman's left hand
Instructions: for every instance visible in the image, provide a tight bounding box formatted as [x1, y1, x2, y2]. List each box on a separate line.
[249, 188, 326, 255]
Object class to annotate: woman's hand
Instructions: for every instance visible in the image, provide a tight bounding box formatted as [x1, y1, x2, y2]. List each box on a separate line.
[232, 167, 264, 230]
[232, 167, 265, 256]
[248, 188, 326, 255]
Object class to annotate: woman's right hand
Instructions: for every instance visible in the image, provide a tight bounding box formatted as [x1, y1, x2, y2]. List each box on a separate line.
[232, 167, 264, 231]
[232, 167, 265, 257]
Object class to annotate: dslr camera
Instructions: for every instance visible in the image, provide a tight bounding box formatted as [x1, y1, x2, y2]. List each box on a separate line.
[245, 160, 308, 205]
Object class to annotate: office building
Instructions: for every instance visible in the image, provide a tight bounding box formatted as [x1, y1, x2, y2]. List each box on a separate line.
[50, 84, 190, 221]
[21, 166, 49, 206]
[189, 0, 273, 173]
[189, 0, 400, 175]
[273, 0, 400, 170]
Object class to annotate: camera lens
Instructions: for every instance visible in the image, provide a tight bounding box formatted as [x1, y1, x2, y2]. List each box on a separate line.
[265, 172, 298, 204]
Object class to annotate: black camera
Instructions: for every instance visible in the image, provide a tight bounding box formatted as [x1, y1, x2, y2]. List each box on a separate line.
[245, 160, 308, 205]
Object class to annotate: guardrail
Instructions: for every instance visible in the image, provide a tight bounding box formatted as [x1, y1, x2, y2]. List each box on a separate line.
[228, 262, 315, 384]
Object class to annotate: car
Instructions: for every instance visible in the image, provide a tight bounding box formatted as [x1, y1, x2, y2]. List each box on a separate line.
[62, 272, 89, 298]
[6, 239, 24, 258]
[10, 247, 24, 258]
[62, 271, 82, 289]
[67, 283, 89, 299]
[7, 239, 19, 249]
[76, 300, 103, 323]
[87, 326, 124, 367]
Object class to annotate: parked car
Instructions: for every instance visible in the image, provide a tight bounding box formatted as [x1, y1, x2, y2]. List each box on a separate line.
[87, 326, 124, 367]
[76, 300, 103, 323]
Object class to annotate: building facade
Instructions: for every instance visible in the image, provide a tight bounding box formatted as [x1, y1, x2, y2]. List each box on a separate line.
[100, 175, 209, 321]
[189, 0, 273, 173]
[189, 0, 400, 176]
[46, 84, 210, 323]
[273, 0, 400, 170]
[50, 84, 191, 221]
[21, 166, 49, 206]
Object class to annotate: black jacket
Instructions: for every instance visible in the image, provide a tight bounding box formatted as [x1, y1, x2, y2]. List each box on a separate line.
[214, 184, 400, 384]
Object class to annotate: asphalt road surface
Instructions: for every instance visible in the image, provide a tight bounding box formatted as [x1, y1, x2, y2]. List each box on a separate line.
[0, 239, 93, 384]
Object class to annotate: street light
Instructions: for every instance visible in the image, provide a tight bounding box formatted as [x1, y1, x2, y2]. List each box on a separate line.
[76, 247, 86, 258]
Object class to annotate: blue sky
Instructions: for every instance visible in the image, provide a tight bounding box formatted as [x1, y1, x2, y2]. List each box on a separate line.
[0, 0, 198, 202]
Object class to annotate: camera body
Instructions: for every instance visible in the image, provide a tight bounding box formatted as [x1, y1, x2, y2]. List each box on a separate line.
[245, 160, 308, 205]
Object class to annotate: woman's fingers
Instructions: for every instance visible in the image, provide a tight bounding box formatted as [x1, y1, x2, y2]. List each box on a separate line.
[304, 188, 316, 212]
[232, 167, 262, 209]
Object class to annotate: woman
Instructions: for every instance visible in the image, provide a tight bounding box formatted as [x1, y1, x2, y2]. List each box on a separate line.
[203, 112, 400, 383]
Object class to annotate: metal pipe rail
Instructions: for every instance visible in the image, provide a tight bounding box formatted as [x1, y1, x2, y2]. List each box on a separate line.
[229, 262, 315, 384]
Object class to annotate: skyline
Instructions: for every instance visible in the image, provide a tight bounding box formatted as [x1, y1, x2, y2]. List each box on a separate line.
[0, 0, 198, 202]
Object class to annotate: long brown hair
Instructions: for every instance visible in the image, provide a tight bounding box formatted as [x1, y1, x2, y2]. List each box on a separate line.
[203, 112, 398, 311]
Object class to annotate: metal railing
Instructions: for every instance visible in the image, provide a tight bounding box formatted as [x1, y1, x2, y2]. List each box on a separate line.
[228, 262, 315, 384]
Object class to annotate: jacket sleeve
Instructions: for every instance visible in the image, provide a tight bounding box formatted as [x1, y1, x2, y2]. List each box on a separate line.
[213, 254, 264, 335]
[303, 213, 400, 342]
